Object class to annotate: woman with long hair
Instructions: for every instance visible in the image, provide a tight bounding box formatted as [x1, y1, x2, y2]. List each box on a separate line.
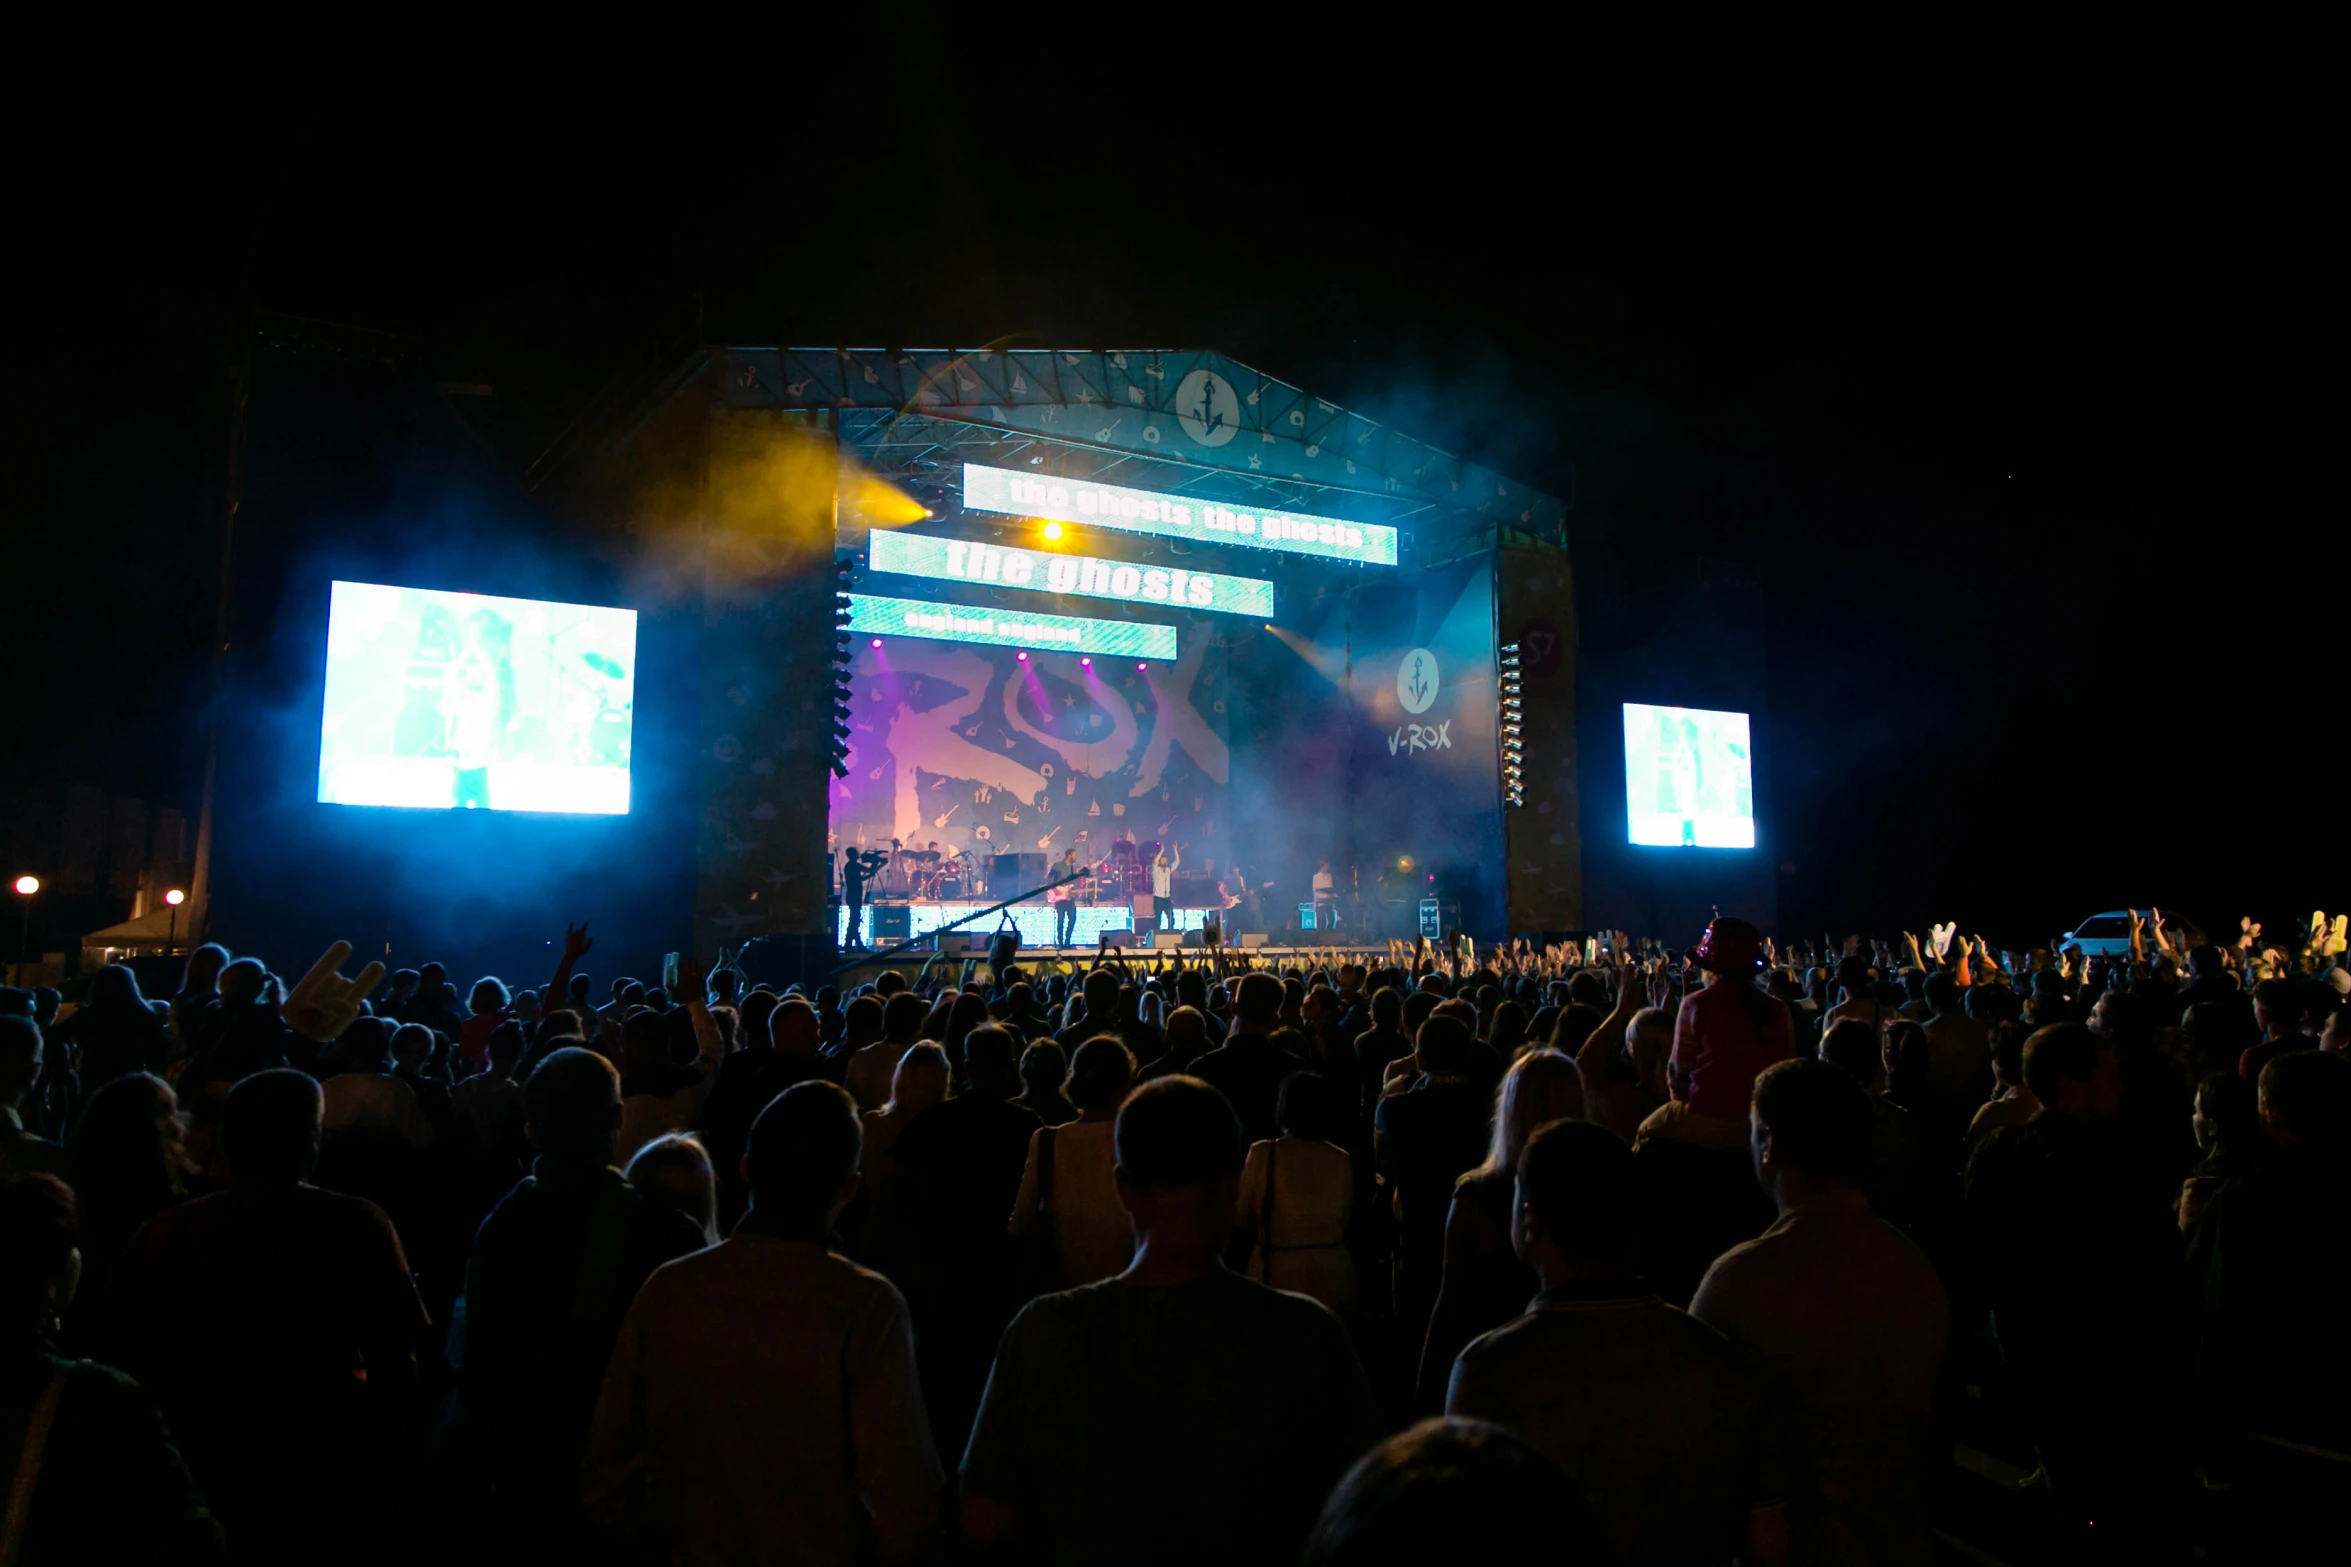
[169, 943, 230, 1056]
[1010, 1037, 1136, 1291]
[943, 991, 991, 1084]
[849, 1043, 951, 1292]
[1233, 1069, 1359, 1324]
[52, 964, 170, 1091]
[1415, 1049, 1586, 1408]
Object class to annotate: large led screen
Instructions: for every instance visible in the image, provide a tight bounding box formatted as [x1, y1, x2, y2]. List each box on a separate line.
[317, 580, 636, 814]
[847, 593, 1177, 660]
[962, 462, 1399, 566]
[1623, 703, 1754, 848]
[869, 530, 1276, 617]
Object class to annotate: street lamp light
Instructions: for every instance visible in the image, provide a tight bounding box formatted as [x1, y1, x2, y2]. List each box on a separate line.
[10, 876, 36, 985]
[164, 888, 186, 955]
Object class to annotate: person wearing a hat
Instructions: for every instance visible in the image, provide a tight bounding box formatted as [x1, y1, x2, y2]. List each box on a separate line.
[1637, 917, 1794, 1151]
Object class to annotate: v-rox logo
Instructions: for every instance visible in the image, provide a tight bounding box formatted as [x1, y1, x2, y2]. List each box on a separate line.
[1388, 721, 1452, 756]
[1175, 370, 1239, 447]
[1397, 648, 1438, 714]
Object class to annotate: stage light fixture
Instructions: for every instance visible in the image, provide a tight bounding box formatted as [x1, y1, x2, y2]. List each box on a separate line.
[1042, 521, 1064, 541]
[164, 889, 185, 907]
[1081, 656, 1092, 666]
[11, 876, 36, 897]
[1137, 662, 1147, 670]
[871, 638, 882, 648]
[1499, 642, 1528, 808]
[1017, 650, 1029, 661]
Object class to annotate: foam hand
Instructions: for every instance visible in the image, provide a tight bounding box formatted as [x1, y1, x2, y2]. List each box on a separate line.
[282, 941, 388, 1044]
[2330, 915, 2348, 957]
[1931, 922, 1957, 959]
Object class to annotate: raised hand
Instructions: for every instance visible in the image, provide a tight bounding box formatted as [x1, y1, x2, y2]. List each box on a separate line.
[282, 941, 388, 1044]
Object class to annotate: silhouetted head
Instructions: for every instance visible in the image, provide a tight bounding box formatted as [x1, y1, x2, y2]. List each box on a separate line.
[1303, 1417, 1592, 1566]
[745, 1082, 862, 1230]
[222, 1069, 324, 1187]
[523, 1047, 622, 1161]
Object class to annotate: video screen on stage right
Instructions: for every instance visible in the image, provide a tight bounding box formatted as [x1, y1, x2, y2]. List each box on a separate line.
[1622, 703, 1755, 848]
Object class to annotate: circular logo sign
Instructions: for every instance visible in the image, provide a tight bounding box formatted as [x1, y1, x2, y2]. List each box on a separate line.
[1397, 648, 1439, 714]
[1175, 369, 1240, 448]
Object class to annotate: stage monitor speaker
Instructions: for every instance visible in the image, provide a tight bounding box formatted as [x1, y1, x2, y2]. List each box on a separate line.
[1132, 894, 1155, 918]
[872, 904, 911, 940]
[1101, 929, 1134, 948]
[1152, 932, 1185, 950]
[1239, 933, 1270, 949]
[932, 932, 994, 954]
[737, 933, 840, 990]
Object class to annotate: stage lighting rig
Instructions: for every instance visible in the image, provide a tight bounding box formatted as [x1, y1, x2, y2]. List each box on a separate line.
[830, 554, 856, 778]
[1499, 642, 1526, 808]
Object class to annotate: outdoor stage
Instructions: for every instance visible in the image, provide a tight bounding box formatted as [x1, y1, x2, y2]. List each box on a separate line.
[201, 343, 1779, 989]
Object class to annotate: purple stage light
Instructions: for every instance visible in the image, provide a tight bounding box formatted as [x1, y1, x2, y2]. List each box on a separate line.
[1080, 656, 1091, 666]
[870, 638, 882, 648]
[1137, 661, 1147, 670]
[1017, 650, 1029, 661]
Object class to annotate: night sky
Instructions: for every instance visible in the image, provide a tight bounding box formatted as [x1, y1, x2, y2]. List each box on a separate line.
[14, 58, 2328, 950]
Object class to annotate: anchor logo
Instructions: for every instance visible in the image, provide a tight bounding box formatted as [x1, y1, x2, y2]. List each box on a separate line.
[1175, 369, 1239, 448]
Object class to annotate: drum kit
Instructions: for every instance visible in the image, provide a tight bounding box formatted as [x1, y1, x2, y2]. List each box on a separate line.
[901, 846, 974, 900]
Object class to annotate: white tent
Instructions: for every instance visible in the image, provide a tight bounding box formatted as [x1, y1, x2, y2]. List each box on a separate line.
[80, 901, 206, 963]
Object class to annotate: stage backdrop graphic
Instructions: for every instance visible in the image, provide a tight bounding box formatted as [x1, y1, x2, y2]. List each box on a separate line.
[316, 579, 635, 814]
[828, 630, 1232, 907]
[1340, 556, 1505, 937]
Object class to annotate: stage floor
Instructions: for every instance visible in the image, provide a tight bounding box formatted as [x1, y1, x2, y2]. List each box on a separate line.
[836, 899, 1226, 950]
[828, 941, 1388, 987]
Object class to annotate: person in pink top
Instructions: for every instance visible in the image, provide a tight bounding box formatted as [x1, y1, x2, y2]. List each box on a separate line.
[1641, 918, 1793, 1151]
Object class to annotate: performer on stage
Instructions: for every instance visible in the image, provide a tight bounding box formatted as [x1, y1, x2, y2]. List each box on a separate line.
[1150, 841, 1182, 930]
[1051, 848, 1087, 946]
[840, 846, 887, 948]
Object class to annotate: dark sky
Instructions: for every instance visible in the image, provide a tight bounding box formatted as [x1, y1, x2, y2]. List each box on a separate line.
[12, 56, 2329, 946]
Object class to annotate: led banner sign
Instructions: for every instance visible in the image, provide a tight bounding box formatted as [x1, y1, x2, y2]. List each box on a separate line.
[961, 462, 1399, 567]
[847, 593, 1178, 660]
[869, 530, 1276, 617]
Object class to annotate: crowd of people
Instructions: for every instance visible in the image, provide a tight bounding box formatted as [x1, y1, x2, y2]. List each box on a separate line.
[1, 907, 2345, 1564]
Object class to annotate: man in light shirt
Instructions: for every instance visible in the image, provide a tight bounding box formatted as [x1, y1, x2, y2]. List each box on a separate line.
[585, 1082, 943, 1565]
[1150, 842, 1182, 931]
[1692, 1059, 1949, 1567]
